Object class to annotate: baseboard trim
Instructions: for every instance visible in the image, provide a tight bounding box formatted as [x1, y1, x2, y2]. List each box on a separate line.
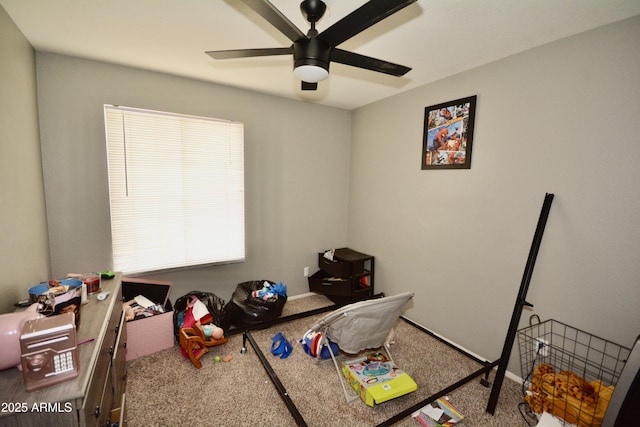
[288, 291, 319, 301]
[403, 315, 522, 383]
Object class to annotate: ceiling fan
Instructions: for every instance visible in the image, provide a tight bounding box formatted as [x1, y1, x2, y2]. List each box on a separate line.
[206, 0, 417, 90]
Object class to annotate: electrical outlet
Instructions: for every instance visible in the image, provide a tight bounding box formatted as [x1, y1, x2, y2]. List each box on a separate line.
[536, 338, 550, 357]
[303, 266, 310, 277]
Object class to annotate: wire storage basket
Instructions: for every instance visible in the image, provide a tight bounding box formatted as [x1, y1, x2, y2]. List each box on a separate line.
[518, 318, 631, 427]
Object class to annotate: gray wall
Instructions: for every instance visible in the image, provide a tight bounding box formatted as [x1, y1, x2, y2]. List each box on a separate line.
[349, 16, 640, 376]
[34, 53, 351, 302]
[0, 6, 50, 314]
[3, 1, 638, 383]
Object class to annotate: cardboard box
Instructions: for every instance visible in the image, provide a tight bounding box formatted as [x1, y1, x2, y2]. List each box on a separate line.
[122, 278, 174, 361]
[341, 354, 417, 406]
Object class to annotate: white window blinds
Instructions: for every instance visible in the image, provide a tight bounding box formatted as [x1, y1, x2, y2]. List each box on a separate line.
[104, 105, 245, 274]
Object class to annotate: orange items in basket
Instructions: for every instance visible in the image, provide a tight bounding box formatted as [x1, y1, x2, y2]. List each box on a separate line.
[525, 363, 615, 427]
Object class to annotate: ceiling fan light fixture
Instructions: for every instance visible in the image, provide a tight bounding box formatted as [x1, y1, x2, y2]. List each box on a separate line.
[207, 0, 416, 91]
[293, 64, 328, 82]
[293, 37, 330, 83]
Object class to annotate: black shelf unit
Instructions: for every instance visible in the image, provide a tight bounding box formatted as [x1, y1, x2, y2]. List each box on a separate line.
[308, 248, 374, 304]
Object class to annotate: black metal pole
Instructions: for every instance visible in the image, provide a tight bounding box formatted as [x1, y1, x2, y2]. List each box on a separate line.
[485, 193, 554, 414]
[378, 360, 500, 427]
[244, 330, 308, 426]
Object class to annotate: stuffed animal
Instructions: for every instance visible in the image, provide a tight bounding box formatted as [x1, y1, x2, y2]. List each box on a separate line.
[123, 301, 135, 321]
[525, 363, 615, 427]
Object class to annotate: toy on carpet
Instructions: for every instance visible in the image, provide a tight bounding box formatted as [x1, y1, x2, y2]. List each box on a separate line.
[177, 294, 228, 369]
[270, 332, 293, 359]
[300, 330, 339, 360]
[176, 294, 225, 341]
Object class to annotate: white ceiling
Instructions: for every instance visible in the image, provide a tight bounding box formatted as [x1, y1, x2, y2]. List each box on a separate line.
[2, 0, 639, 110]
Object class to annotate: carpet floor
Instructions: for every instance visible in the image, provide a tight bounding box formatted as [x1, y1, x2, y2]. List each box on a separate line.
[125, 294, 532, 426]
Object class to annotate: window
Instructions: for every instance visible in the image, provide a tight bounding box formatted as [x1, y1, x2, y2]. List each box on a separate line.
[104, 105, 245, 274]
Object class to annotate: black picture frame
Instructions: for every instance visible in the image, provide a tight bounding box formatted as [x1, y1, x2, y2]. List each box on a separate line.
[422, 95, 477, 169]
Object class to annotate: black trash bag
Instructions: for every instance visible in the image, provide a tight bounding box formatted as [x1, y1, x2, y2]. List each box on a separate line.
[224, 280, 287, 328]
[173, 290, 226, 341]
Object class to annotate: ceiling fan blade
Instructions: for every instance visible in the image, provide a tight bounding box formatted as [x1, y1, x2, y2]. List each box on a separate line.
[318, 0, 417, 47]
[241, 0, 306, 42]
[206, 47, 292, 60]
[331, 48, 411, 76]
[301, 81, 318, 91]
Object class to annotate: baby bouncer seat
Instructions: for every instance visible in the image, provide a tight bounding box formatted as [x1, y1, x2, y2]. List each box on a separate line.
[303, 292, 416, 404]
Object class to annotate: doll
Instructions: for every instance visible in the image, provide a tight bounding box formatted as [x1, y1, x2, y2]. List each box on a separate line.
[202, 323, 224, 340]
